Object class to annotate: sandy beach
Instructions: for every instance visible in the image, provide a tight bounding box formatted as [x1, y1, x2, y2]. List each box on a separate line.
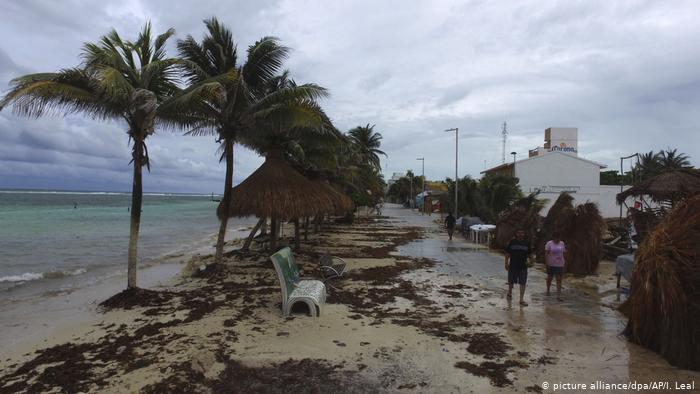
[1, 204, 698, 393]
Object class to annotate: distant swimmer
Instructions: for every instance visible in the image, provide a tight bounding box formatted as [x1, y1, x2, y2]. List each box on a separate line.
[74, 202, 77, 209]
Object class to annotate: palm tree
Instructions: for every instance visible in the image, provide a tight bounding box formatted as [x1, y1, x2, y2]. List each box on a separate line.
[163, 18, 328, 264]
[477, 173, 522, 222]
[347, 124, 386, 171]
[635, 151, 661, 181]
[0, 23, 179, 289]
[658, 148, 691, 170]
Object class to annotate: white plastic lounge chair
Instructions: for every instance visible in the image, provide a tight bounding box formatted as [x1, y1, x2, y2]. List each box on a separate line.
[270, 247, 326, 317]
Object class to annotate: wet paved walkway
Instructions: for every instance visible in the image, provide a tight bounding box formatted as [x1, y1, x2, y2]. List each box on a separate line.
[384, 203, 699, 391]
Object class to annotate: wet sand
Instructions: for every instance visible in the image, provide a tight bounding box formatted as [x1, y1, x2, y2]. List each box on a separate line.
[1, 205, 698, 393]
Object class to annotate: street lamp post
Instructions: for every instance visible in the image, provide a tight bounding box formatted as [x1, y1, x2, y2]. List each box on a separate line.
[511, 151, 517, 164]
[409, 170, 414, 209]
[416, 157, 425, 213]
[445, 128, 459, 216]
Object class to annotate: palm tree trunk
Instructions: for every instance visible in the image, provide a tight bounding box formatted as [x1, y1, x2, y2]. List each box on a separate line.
[214, 139, 234, 264]
[304, 217, 309, 241]
[127, 140, 144, 289]
[242, 217, 265, 252]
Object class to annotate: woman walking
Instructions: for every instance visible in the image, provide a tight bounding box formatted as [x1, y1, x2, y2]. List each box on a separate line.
[545, 232, 566, 301]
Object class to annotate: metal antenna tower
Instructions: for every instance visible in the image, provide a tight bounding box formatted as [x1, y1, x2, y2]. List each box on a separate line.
[501, 121, 508, 164]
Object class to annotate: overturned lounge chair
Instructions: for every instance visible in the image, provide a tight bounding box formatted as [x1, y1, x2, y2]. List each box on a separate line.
[319, 254, 347, 281]
[270, 247, 326, 317]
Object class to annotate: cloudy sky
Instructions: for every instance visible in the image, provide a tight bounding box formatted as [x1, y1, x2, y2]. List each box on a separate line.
[1, 0, 699, 192]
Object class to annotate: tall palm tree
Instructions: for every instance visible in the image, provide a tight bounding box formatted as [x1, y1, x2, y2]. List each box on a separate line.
[163, 18, 328, 264]
[0, 23, 179, 289]
[347, 124, 386, 171]
[658, 148, 691, 170]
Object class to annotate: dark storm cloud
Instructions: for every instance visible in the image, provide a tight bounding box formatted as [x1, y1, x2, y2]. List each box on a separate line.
[0, 0, 699, 191]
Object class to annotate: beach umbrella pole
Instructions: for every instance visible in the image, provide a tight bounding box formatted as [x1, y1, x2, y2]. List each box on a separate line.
[294, 218, 301, 250]
[270, 216, 278, 250]
[242, 217, 265, 252]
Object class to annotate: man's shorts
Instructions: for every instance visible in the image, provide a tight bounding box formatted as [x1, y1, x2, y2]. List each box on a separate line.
[547, 266, 564, 276]
[508, 268, 528, 285]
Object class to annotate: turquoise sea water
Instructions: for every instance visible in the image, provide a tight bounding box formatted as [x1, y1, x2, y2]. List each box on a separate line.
[0, 190, 255, 304]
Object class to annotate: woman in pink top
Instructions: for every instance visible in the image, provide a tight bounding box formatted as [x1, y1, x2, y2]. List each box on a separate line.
[545, 232, 566, 301]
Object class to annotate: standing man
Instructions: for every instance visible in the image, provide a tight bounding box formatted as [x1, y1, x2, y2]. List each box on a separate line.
[445, 212, 456, 240]
[505, 228, 531, 306]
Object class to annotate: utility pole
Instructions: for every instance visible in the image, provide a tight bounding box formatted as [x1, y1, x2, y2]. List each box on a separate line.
[445, 128, 458, 216]
[416, 157, 425, 192]
[619, 153, 639, 221]
[501, 121, 508, 164]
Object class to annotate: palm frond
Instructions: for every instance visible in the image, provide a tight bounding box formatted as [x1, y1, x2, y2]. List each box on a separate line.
[243, 37, 289, 96]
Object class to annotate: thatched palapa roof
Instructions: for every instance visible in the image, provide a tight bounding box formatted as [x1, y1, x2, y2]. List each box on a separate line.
[623, 194, 700, 370]
[218, 149, 335, 220]
[309, 179, 354, 214]
[617, 169, 700, 204]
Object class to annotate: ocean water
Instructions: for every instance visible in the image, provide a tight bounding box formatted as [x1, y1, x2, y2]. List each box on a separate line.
[0, 190, 256, 306]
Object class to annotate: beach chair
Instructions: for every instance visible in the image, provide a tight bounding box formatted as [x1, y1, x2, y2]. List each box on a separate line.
[252, 233, 270, 249]
[319, 254, 347, 281]
[270, 247, 326, 317]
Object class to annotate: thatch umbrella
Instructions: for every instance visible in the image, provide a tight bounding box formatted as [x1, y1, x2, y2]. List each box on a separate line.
[617, 168, 700, 206]
[536, 193, 574, 264]
[557, 202, 605, 275]
[218, 149, 335, 249]
[494, 192, 546, 249]
[623, 194, 700, 370]
[308, 178, 354, 215]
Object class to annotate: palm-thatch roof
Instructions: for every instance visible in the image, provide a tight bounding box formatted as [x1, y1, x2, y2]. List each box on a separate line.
[617, 168, 700, 204]
[218, 149, 335, 220]
[623, 194, 700, 370]
[309, 179, 354, 214]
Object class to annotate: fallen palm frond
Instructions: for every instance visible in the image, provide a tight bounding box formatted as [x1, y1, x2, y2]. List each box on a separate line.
[557, 202, 605, 275]
[494, 192, 545, 249]
[623, 194, 700, 371]
[536, 193, 574, 265]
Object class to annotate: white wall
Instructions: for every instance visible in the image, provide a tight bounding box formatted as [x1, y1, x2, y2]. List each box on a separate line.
[513, 153, 630, 218]
[515, 153, 600, 188]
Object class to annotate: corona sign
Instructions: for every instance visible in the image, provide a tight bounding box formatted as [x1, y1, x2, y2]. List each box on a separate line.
[549, 142, 577, 153]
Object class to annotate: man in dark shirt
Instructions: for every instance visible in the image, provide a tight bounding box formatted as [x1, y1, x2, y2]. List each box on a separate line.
[505, 229, 531, 306]
[445, 212, 456, 240]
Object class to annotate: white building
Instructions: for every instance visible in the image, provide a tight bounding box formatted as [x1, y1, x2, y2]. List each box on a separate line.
[386, 171, 406, 188]
[482, 127, 628, 218]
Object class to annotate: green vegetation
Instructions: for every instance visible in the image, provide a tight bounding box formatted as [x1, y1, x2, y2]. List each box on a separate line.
[389, 173, 522, 222]
[601, 148, 693, 186]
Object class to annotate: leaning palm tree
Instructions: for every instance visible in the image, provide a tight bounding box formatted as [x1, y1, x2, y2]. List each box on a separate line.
[0, 23, 179, 289]
[347, 124, 386, 171]
[163, 18, 328, 264]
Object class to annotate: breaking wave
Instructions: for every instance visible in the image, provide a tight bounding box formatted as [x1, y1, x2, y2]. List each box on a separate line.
[0, 269, 87, 283]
